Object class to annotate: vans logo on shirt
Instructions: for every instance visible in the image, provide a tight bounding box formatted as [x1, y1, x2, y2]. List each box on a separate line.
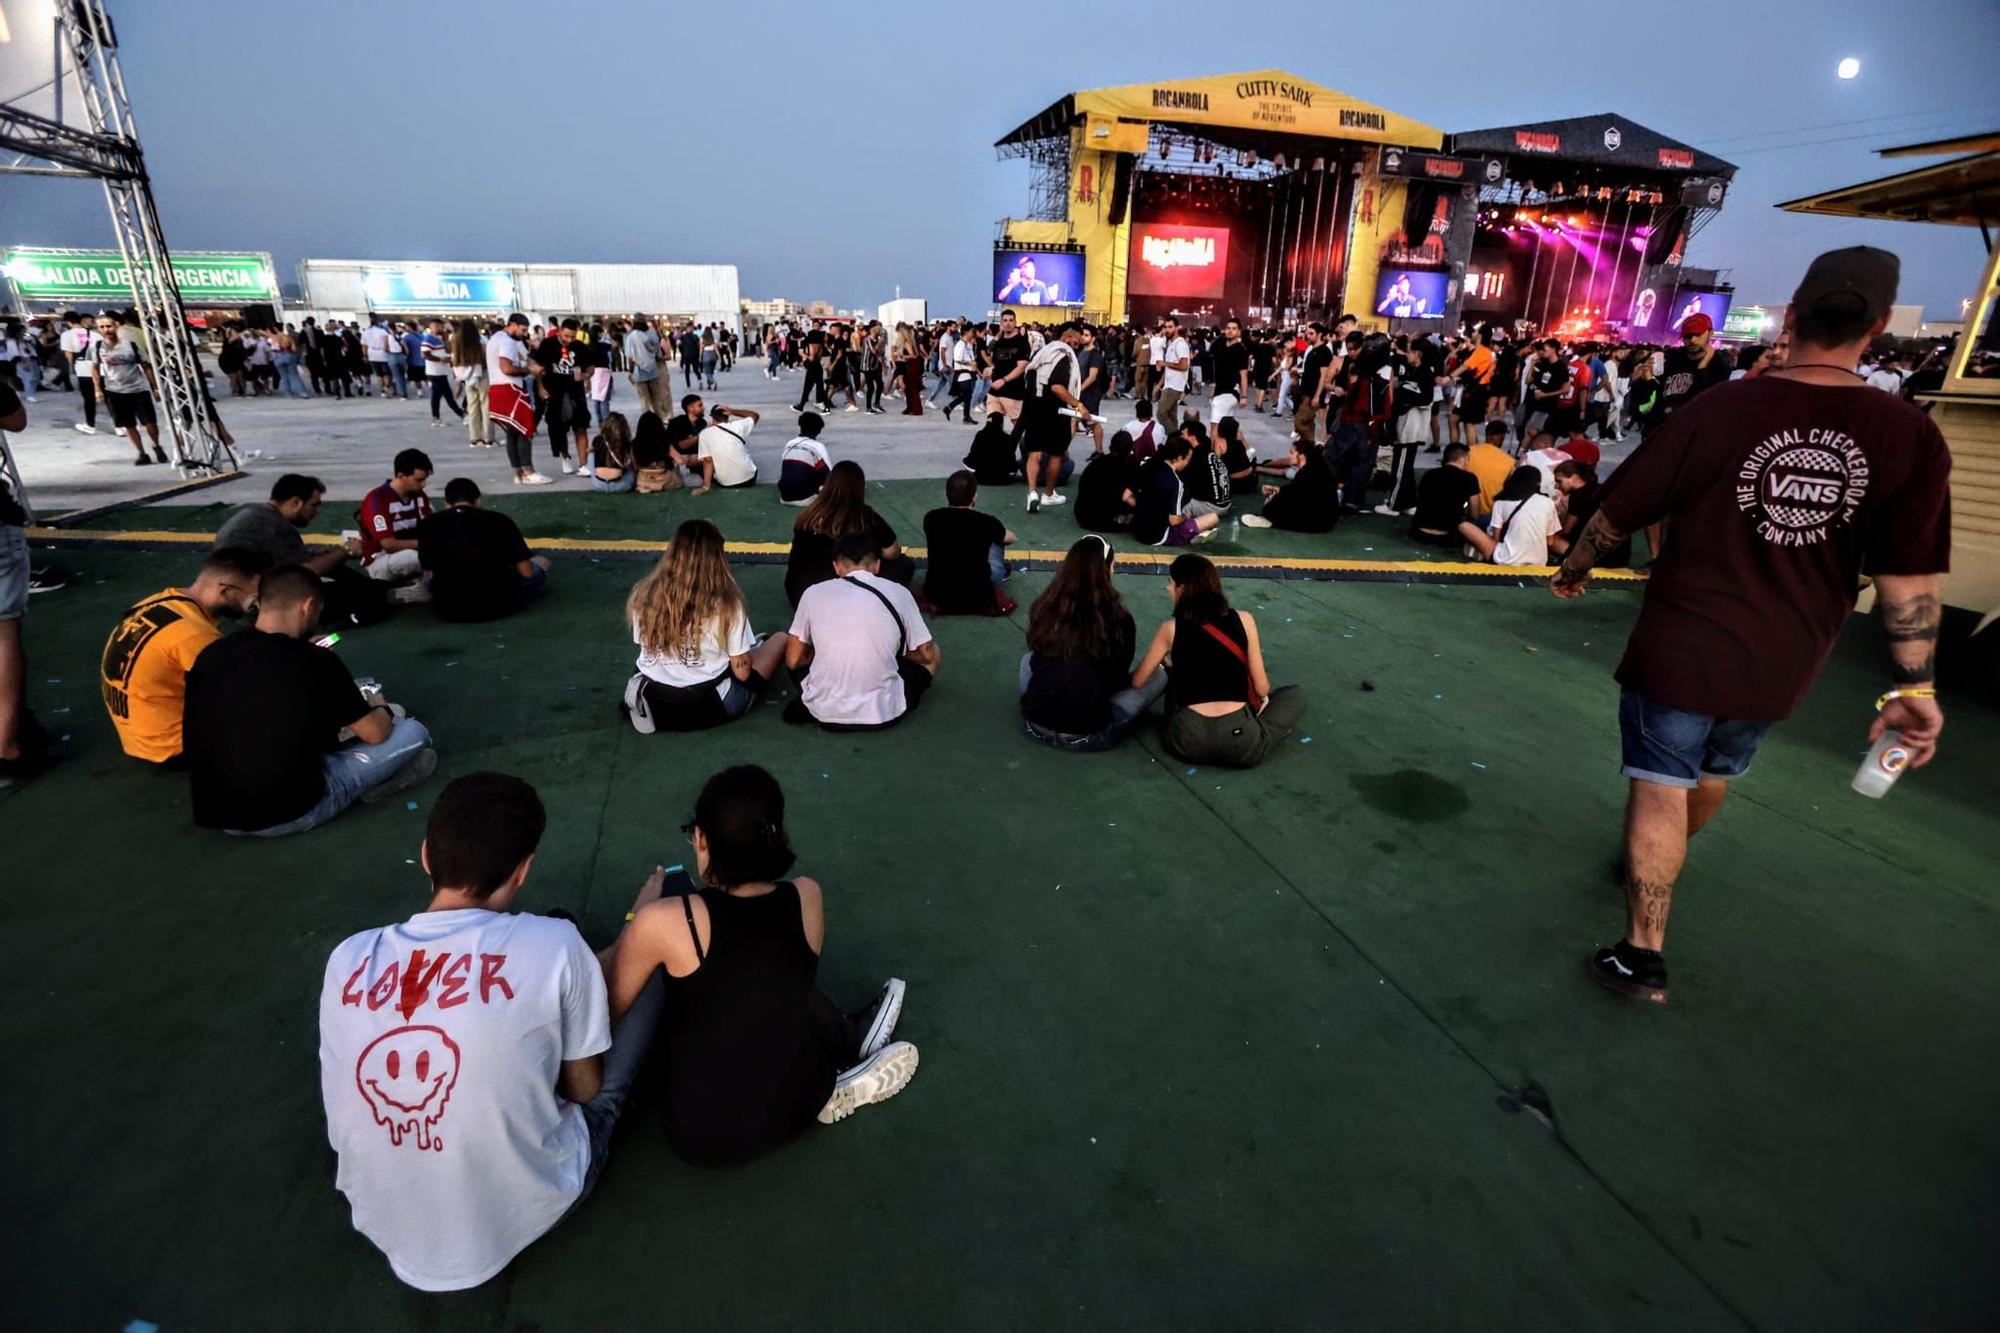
[356, 1025, 462, 1151]
[1735, 430, 1870, 547]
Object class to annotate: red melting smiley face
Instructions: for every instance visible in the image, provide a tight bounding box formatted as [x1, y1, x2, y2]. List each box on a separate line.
[355, 1025, 462, 1152]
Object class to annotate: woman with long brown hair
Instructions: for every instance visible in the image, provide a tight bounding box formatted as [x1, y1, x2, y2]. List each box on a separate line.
[450, 318, 491, 448]
[1019, 536, 1167, 751]
[895, 324, 925, 416]
[783, 460, 912, 605]
[1131, 553, 1306, 767]
[623, 519, 791, 733]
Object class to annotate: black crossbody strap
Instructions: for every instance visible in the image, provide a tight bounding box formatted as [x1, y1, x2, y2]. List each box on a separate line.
[841, 574, 906, 657]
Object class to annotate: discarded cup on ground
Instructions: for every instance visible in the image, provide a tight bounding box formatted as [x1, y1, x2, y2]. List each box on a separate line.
[1851, 728, 1911, 799]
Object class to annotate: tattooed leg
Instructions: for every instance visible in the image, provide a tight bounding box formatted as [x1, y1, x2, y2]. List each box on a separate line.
[1622, 779, 1690, 951]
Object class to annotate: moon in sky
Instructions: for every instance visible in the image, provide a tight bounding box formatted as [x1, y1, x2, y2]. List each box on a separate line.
[1837, 57, 1862, 79]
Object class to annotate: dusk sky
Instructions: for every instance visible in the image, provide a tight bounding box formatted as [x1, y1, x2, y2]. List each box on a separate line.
[4, 0, 1996, 320]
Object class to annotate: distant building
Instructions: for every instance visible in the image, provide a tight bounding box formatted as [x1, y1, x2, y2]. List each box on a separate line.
[298, 259, 740, 332]
[743, 297, 806, 321]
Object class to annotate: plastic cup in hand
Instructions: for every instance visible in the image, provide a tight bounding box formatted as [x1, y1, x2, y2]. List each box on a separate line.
[1852, 729, 1911, 798]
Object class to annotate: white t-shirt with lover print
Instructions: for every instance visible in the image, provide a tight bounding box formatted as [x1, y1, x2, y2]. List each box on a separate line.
[318, 908, 611, 1292]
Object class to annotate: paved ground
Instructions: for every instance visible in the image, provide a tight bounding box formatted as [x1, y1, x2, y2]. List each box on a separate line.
[5, 360, 1639, 516]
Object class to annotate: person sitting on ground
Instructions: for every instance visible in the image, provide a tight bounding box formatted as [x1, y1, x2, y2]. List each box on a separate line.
[1558, 433, 1601, 469]
[1465, 419, 1516, 518]
[1178, 419, 1235, 522]
[1073, 430, 1139, 532]
[783, 460, 914, 606]
[599, 764, 918, 1165]
[691, 406, 761, 495]
[784, 531, 939, 730]
[1019, 536, 1166, 751]
[184, 564, 436, 836]
[1132, 553, 1307, 768]
[1457, 466, 1560, 565]
[416, 478, 551, 622]
[318, 772, 662, 1292]
[962, 412, 1019, 486]
[357, 448, 435, 599]
[1213, 416, 1261, 494]
[1132, 438, 1222, 548]
[1117, 396, 1164, 462]
[1408, 443, 1482, 545]
[1550, 460, 1623, 563]
[777, 412, 831, 506]
[99, 546, 269, 765]
[588, 411, 636, 493]
[1515, 431, 1571, 496]
[630, 409, 676, 492]
[215, 474, 359, 576]
[622, 519, 792, 733]
[1240, 439, 1338, 532]
[921, 470, 1017, 616]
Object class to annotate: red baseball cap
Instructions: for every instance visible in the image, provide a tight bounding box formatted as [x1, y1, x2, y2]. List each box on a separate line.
[1562, 436, 1601, 467]
[1681, 312, 1713, 336]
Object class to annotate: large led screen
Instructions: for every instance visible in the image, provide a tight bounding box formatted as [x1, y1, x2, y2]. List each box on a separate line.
[993, 250, 1085, 307]
[1127, 224, 1231, 300]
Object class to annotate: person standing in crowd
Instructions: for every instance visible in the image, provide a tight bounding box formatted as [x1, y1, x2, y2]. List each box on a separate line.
[1209, 319, 1252, 424]
[1019, 537, 1165, 751]
[89, 312, 170, 466]
[1156, 317, 1192, 425]
[700, 329, 720, 393]
[942, 324, 979, 423]
[678, 324, 702, 391]
[1551, 247, 1949, 1006]
[625, 315, 671, 421]
[894, 324, 924, 417]
[1131, 553, 1305, 768]
[1076, 324, 1108, 454]
[1658, 312, 1733, 419]
[61, 312, 98, 434]
[487, 313, 550, 485]
[794, 324, 833, 414]
[1292, 323, 1333, 448]
[621, 520, 793, 734]
[360, 316, 396, 397]
[984, 311, 1031, 428]
[184, 565, 437, 836]
[1377, 339, 1436, 515]
[533, 319, 591, 477]
[450, 318, 491, 449]
[1021, 322, 1086, 513]
[421, 319, 463, 426]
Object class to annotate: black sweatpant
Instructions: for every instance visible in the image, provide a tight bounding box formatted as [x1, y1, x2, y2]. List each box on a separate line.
[429, 376, 465, 420]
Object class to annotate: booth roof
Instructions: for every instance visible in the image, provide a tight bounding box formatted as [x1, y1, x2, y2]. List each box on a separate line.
[1449, 114, 1735, 178]
[1779, 132, 2000, 228]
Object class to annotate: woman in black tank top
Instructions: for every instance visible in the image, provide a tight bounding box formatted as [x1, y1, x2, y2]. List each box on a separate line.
[1131, 554, 1309, 769]
[600, 766, 919, 1166]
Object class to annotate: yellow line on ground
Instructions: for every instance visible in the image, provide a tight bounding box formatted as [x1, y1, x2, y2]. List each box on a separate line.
[25, 527, 1648, 582]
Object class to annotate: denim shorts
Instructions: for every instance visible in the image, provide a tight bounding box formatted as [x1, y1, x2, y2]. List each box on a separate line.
[0, 524, 28, 621]
[1618, 689, 1772, 788]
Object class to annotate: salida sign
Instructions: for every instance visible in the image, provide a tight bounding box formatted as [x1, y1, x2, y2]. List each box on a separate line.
[1128, 224, 1230, 299]
[3, 247, 278, 304]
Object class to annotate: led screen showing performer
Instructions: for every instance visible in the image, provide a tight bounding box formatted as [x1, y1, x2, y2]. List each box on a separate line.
[993, 250, 1085, 307]
[1127, 224, 1231, 299]
[1372, 268, 1450, 319]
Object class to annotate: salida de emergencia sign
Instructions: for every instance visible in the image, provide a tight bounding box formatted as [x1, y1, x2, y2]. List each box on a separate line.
[3, 248, 279, 304]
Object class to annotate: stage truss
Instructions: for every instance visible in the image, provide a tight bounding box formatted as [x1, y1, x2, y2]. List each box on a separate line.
[0, 0, 239, 509]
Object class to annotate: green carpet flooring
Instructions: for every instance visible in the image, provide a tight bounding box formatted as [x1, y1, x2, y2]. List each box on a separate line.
[2, 545, 1993, 1329]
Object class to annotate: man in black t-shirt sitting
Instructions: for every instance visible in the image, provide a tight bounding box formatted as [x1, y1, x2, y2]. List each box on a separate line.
[1408, 444, 1483, 545]
[417, 478, 551, 622]
[921, 471, 1016, 615]
[184, 565, 436, 836]
[1241, 441, 1338, 533]
[1074, 431, 1138, 532]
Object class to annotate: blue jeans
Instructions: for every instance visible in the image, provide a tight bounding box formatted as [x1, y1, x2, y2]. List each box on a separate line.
[1017, 653, 1167, 752]
[386, 354, 410, 397]
[988, 544, 1010, 585]
[767, 348, 781, 376]
[590, 469, 636, 493]
[16, 358, 41, 396]
[970, 377, 989, 411]
[274, 353, 309, 398]
[1617, 689, 1771, 789]
[590, 387, 612, 428]
[230, 717, 432, 836]
[701, 352, 718, 390]
[571, 963, 671, 1206]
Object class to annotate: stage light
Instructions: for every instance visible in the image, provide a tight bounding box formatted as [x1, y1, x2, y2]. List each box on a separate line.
[1312, 157, 1326, 172]
[1837, 56, 1861, 79]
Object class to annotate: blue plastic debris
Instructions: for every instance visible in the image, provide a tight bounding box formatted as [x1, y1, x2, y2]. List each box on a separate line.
[405, 801, 419, 811]
[1299, 736, 1313, 745]
[1185, 767, 1199, 776]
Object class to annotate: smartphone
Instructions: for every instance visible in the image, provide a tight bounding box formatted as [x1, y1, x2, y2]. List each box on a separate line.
[312, 632, 342, 649]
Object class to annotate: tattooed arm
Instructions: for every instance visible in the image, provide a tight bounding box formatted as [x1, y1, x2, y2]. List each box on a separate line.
[1870, 572, 1945, 767]
[1549, 509, 1629, 599]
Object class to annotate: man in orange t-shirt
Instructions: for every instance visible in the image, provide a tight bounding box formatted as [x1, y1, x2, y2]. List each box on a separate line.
[100, 548, 267, 763]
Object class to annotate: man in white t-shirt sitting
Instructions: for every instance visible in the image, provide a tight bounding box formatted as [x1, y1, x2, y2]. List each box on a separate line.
[691, 406, 760, 495]
[318, 772, 665, 1292]
[784, 531, 940, 730]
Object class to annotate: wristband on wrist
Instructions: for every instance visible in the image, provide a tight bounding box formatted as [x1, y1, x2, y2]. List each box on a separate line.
[1874, 687, 1938, 711]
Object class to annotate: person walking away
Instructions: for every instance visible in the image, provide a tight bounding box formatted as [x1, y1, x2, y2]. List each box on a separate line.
[452, 319, 491, 448]
[422, 319, 464, 426]
[625, 315, 671, 420]
[1551, 247, 1949, 1006]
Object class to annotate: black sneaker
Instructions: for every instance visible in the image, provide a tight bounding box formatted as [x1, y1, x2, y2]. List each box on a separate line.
[1588, 941, 1669, 1005]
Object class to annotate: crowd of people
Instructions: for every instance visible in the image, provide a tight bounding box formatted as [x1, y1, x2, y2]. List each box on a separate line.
[0, 246, 1955, 1295]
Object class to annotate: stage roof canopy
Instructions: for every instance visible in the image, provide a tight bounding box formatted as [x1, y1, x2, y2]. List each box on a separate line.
[1450, 114, 1735, 177]
[996, 69, 1444, 151]
[1779, 132, 2000, 229]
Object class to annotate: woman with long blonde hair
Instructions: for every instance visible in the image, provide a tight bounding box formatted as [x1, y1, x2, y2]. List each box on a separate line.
[623, 519, 791, 733]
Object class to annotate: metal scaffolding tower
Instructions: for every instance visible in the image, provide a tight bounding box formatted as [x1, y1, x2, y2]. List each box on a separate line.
[0, 1, 237, 482]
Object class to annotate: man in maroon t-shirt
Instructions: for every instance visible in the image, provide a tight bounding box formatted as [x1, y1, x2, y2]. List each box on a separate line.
[1550, 247, 1950, 1005]
[357, 448, 434, 593]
